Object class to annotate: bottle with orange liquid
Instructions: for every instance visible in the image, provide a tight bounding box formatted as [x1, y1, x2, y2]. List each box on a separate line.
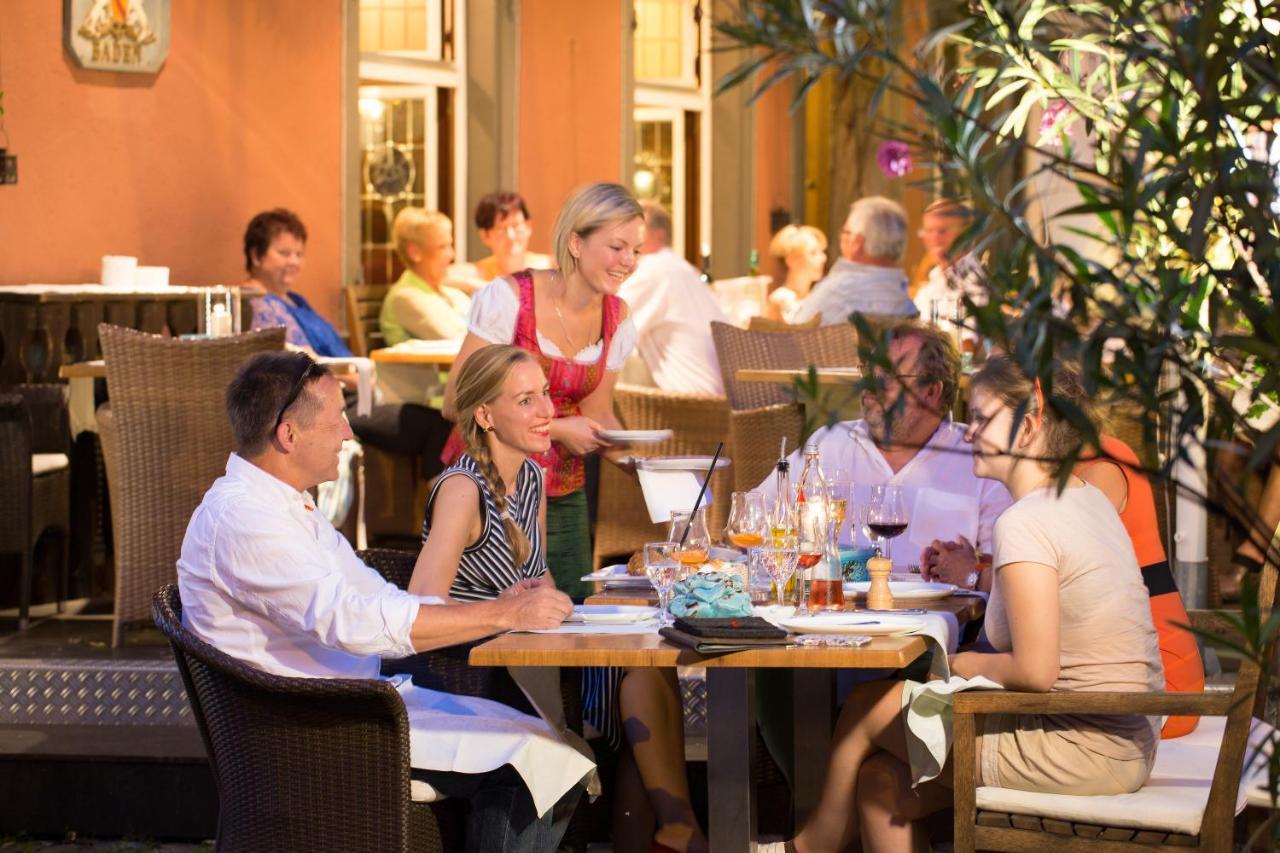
[808, 510, 846, 611]
[793, 445, 828, 608]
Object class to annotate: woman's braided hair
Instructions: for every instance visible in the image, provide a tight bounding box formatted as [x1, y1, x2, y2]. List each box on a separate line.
[453, 345, 540, 568]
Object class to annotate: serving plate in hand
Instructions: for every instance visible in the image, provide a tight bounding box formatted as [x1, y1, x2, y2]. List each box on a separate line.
[566, 605, 659, 624]
[598, 429, 673, 444]
[776, 613, 925, 636]
[843, 580, 957, 601]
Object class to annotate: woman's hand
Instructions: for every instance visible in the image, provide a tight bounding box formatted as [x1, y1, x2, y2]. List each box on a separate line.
[552, 415, 610, 456]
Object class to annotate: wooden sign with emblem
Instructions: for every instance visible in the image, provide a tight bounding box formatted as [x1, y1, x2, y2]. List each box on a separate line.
[64, 0, 171, 74]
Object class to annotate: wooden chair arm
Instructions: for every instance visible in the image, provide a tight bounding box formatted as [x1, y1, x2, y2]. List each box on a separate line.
[951, 690, 1235, 717]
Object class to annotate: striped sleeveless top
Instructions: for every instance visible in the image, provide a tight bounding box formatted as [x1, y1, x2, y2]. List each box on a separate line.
[422, 454, 547, 601]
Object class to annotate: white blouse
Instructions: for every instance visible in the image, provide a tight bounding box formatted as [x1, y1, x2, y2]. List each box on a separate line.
[468, 278, 637, 370]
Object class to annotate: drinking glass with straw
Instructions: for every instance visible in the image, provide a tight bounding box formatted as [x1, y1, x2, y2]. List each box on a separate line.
[672, 442, 723, 568]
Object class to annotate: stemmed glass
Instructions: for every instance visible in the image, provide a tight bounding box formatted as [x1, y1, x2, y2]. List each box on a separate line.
[643, 541, 680, 627]
[669, 508, 711, 569]
[754, 546, 800, 609]
[867, 484, 908, 566]
[825, 465, 853, 543]
[726, 491, 768, 552]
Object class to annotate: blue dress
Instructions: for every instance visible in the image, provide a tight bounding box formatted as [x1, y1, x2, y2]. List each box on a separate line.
[250, 291, 352, 357]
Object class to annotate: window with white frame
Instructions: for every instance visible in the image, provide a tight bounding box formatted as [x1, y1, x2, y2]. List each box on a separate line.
[357, 0, 465, 285]
[631, 0, 710, 262]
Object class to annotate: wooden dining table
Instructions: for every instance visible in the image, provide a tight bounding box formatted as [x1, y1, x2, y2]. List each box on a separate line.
[470, 629, 930, 852]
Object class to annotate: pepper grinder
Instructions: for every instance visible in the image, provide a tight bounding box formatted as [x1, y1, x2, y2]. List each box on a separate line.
[866, 555, 893, 610]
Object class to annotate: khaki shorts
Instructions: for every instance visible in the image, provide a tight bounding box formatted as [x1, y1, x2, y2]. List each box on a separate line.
[977, 713, 1154, 795]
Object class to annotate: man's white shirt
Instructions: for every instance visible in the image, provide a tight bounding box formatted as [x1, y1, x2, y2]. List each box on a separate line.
[617, 247, 727, 396]
[177, 453, 593, 815]
[754, 419, 1012, 561]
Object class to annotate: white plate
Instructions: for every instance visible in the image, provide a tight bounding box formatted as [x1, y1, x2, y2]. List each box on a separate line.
[565, 604, 659, 624]
[598, 429, 673, 444]
[842, 581, 957, 601]
[776, 613, 925, 636]
[579, 565, 654, 588]
[638, 455, 732, 472]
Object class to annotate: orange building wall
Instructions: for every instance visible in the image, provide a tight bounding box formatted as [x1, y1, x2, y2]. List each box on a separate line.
[754, 74, 795, 282]
[0, 1, 345, 321]
[516, 1, 625, 254]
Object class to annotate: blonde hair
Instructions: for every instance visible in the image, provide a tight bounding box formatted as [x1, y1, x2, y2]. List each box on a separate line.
[452, 345, 542, 568]
[552, 183, 643, 279]
[846, 196, 908, 262]
[392, 207, 452, 265]
[923, 198, 973, 221]
[769, 224, 827, 259]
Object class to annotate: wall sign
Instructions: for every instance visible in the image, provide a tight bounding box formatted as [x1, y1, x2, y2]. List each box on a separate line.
[64, 0, 171, 74]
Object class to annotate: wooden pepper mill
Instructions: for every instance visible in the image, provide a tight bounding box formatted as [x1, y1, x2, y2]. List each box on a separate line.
[866, 555, 893, 610]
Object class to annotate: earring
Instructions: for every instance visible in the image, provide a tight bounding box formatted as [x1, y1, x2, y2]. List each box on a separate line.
[483, 425, 495, 433]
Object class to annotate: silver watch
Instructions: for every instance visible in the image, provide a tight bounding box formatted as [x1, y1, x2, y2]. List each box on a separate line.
[964, 569, 980, 590]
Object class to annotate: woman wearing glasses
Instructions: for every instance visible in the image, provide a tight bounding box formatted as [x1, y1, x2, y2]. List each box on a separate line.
[468, 191, 554, 282]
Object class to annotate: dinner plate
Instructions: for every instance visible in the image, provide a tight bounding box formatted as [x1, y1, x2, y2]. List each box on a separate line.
[638, 455, 732, 472]
[579, 565, 653, 588]
[598, 429, 673, 444]
[843, 580, 957, 600]
[776, 613, 926, 636]
[565, 605, 659, 624]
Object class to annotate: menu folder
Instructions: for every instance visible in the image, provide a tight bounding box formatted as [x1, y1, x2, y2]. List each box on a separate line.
[660, 617, 790, 653]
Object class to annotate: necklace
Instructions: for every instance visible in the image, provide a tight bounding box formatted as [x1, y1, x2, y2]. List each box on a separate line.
[551, 276, 583, 355]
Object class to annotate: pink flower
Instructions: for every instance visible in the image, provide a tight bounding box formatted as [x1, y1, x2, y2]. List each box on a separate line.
[1038, 99, 1074, 146]
[876, 140, 912, 178]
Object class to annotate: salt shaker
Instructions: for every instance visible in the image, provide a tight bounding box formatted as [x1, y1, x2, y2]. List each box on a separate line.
[866, 555, 893, 611]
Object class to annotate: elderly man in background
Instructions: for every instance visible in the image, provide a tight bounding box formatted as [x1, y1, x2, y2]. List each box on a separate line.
[380, 207, 472, 345]
[178, 350, 592, 852]
[616, 201, 728, 396]
[791, 196, 916, 325]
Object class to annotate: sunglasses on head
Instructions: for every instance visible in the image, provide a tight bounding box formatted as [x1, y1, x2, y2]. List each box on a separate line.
[274, 359, 322, 430]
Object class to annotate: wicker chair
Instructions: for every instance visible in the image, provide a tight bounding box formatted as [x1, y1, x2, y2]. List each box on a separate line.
[345, 284, 390, 357]
[951, 529, 1279, 852]
[711, 321, 806, 410]
[729, 403, 806, 495]
[0, 389, 72, 630]
[152, 585, 459, 852]
[590, 386, 732, 568]
[747, 315, 820, 332]
[98, 325, 286, 645]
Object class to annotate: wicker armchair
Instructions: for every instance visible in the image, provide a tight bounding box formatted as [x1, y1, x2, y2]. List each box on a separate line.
[98, 325, 286, 645]
[711, 321, 806, 410]
[590, 386, 732, 568]
[152, 585, 459, 852]
[345, 284, 390, 357]
[729, 403, 806, 495]
[951, 530, 1279, 852]
[1, 389, 72, 630]
[747, 315, 820, 332]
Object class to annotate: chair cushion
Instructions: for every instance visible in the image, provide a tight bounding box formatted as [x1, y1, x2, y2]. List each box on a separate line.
[975, 716, 1275, 836]
[32, 453, 69, 476]
[410, 779, 444, 803]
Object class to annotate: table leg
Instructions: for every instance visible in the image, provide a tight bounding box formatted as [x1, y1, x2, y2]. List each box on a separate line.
[707, 667, 757, 852]
[792, 668, 834, 826]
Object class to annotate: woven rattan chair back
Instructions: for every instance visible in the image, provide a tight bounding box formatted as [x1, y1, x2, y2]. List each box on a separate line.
[729, 404, 806, 495]
[746, 315, 821, 332]
[590, 386, 732, 568]
[345, 284, 390, 357]
[99, 325, 285, 645]
[152, 585, 448, 852]
[711, 321, 805, 410]
[792, 324, 860, 370]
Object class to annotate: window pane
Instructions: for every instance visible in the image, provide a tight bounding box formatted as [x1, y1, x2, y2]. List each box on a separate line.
[359, 93, 437, 284]
[633, 119, 674, 212]
[359, 0, 435, 55]
[634, 0, 685, 82]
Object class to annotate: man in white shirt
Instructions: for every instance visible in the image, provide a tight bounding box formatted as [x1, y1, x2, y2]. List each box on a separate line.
[178, 351, 592, 852]
[755, 322, 1011, 583]
[791, 196, 918, 325]
[616, 202, 727, 395]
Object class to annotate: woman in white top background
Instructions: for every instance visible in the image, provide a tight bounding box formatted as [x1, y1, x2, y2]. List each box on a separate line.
[767, 223, 829, 322]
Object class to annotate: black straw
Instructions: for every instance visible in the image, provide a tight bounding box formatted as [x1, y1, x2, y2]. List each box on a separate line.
[679, 441, 724, 547]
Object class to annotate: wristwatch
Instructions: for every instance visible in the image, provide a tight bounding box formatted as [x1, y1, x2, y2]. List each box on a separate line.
[964, 569, 980, 591]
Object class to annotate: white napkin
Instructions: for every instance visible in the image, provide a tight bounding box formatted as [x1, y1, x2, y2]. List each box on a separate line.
[523, 622, 659, 635]
[635, 465, 706, 524]
[899, 673, 1003, 787]
[385, 674, 596, 817]
[316, 356, 375, 416]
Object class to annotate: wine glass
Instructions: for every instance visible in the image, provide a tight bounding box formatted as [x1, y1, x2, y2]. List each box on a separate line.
[643, 541, 680, 627]
[825, 465, 853, 543]
[754, 546, 800, 609]
[867, 484, 908, 566]
[669, 507, 711, 570]
[726, 491, 768, 552]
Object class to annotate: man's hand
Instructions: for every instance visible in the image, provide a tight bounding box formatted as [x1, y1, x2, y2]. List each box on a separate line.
[921, 535, 979, 587]
[497, 583, 574, 631]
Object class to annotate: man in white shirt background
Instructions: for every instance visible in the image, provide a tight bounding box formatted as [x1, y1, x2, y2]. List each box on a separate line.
[178, 351, 591, 852]
[755, 322, 1011, 577]
[791, 196, 918, 326]
[912, 199, 988, 350]
[616, 202, 727, 396]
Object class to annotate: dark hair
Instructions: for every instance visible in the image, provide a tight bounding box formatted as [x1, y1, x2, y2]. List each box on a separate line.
[885, 321, 962, 413]
[243, 208, 308, 273]
[969, 356, 1098, 463]
[226, 351, 332, 456]
[474, 191, 531, 231]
